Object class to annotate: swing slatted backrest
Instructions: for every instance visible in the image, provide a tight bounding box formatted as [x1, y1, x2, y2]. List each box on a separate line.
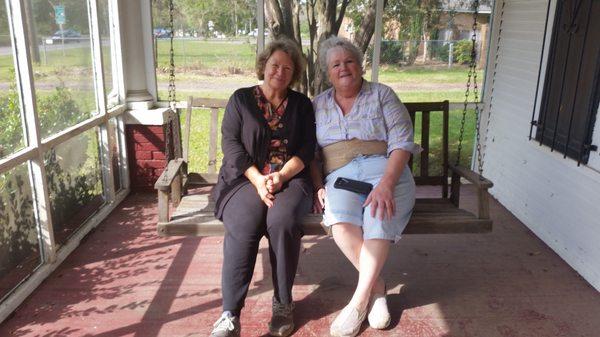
[155, 99, 493, 237]
[406, 101, 450, 198]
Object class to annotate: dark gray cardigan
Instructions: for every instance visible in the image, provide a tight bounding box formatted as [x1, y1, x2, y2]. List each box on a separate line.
[212, 86, 316, 220]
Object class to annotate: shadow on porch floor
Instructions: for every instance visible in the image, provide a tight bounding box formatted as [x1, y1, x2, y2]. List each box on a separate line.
[1, 186, 599, 336]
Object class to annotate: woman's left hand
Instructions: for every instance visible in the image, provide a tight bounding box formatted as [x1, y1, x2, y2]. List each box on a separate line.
[364, 180, 395, 220]
[266, 172, 285, 193]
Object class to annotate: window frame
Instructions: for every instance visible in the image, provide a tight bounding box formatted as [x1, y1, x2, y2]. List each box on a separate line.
[0, 0, 129, 320]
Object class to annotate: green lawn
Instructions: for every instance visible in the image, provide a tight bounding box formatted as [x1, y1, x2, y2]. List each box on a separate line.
[377, 65, 484, 84]
[155, 39, 257, 76]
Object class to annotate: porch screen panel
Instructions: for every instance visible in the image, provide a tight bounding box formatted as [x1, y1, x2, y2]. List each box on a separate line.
[536, 0, 600, 163]
[45, 128, 105, 247]
[152, 0, 257, 173]
[0, 4, 25, 160]
[152, 0, 258, 101]
[98, 0, 116, 108]
[375, 2, 491, 103]
[28, 1, 96, 139]
[0, 164, 42, 302]
[374, 1, 488, 170]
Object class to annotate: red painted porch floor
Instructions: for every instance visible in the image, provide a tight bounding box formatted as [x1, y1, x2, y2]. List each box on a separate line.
[1, 186, 599, 337]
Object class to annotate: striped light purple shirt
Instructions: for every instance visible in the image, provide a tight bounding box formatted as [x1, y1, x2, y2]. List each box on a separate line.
[313, 80, 422, 156]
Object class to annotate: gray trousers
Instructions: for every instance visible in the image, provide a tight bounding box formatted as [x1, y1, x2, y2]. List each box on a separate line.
[221, 181, 311, 315]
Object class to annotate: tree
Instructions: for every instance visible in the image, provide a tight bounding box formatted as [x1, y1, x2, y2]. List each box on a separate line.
[377, 0, 441, 65]
[153, 0, 256, 38]
[267, 0, 386, 96]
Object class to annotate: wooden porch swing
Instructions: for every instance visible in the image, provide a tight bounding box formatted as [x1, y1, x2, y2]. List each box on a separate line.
[154, 1, 493, 237]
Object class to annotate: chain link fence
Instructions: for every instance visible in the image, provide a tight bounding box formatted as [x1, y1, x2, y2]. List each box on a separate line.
[373, 39, 484, 68]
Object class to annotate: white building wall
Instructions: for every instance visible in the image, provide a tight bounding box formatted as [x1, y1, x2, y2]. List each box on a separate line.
[482, 0, 600, 291]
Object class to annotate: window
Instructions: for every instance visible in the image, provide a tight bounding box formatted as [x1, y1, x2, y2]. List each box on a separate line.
[98, 0, 118, 108]
[151, 0, 258, 101]
[535, 0, 600, 164]
[0, 164, 41, 302]
[0, 3, 25, 160]
[45, 128, 105, 246]
[29, 0, 96, 139]
[0, 0, 127, 307]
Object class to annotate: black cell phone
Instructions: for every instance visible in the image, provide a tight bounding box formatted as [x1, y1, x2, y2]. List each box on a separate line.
[334, 177, 373, 195]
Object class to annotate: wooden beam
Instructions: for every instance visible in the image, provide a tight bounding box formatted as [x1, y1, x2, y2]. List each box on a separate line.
[191, 97, 228, 109]
[158, 195, 492, 237]
[208, 108, 219, 174]
[183, 96, 193, 163]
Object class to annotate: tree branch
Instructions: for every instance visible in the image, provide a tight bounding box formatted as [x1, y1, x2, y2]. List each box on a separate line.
[335, 0, 351, 34]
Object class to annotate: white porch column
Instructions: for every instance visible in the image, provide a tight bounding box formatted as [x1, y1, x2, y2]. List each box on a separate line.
[118, 0, 157, 108]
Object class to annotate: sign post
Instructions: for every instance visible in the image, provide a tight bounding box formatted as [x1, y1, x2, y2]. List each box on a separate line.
[54, 5, 66, 54]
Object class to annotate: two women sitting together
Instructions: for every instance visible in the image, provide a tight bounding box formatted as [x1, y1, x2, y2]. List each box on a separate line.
[210, 36, 421, 337]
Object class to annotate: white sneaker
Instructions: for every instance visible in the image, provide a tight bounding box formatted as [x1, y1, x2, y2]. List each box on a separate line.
[210, 312, 240, 337]
[367, 291, 390, 329]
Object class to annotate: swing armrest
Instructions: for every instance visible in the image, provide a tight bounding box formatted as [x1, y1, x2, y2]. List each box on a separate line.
[155, 158, 185, 223]
[448, 165, 493, 189]
[449, 164, 492, 220]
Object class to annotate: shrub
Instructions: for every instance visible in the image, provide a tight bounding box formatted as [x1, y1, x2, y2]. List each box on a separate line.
[0, 83, 23, 158]
[453, 40, 474, 65]
[431, 42, 450, 62]
[379, 41, 405, 65]
[37, 86, 83, 139]
[366, 41, 407, 66]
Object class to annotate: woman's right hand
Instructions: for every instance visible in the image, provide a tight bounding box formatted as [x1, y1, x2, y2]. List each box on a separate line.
[255, 176, 275, 208]
[244, 166, 275, 207]
[312, 187, 326, 213]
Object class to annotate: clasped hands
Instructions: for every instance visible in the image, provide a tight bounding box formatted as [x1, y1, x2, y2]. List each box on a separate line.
[253, 172, 286, 207]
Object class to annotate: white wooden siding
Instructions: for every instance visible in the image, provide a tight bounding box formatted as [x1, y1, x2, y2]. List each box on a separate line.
[483, 0, 600, 291]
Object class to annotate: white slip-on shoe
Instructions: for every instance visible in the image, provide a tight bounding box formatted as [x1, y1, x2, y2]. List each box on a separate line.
[330, 303, 367, 337]
[367, 290, 391, 329]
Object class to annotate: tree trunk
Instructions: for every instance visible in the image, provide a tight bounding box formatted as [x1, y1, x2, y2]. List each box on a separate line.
[265, 0, 385, 96]
[422, 31, 430, 63]
[266, 0, 294, 39]
[292, 1, 307, 93]
[306, 0, 317, 96]
[353, 0, 386, 55]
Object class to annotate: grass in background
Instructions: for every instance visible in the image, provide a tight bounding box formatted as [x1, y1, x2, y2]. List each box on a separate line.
[181, 107, 477, 174]
[155, 40, 256, 76]
[412, 109, 476, 176]
[180, 108, 225, 174]
[377, 65, 484, 84]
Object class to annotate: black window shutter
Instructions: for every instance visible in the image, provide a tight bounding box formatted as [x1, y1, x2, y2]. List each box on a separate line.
[536, 0, 600, 164]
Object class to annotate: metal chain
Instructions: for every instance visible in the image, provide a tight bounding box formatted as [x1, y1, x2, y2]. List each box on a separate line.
[456, 0, 482, 176]
[167, 0, 176, 108]
[164, 0, 176, 162]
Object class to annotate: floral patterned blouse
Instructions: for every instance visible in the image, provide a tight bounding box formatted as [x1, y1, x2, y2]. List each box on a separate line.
[254, 86, 289, 174]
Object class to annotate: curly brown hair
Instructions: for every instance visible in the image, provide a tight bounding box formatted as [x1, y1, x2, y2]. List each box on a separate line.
[256, 38, 306, 86]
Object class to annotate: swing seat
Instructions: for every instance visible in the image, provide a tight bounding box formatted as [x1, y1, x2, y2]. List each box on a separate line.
[155, 100, 493, 236]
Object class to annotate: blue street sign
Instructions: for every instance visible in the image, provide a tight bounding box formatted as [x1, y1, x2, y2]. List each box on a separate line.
[54, 5, 65, 25]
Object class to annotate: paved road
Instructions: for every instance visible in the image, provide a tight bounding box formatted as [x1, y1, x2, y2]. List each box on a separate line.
[0, 39, 94, 56]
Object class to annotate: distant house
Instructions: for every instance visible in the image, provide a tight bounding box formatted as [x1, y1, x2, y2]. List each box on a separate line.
[379, 1, 492, 66]
[437, 0, 492, 42]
